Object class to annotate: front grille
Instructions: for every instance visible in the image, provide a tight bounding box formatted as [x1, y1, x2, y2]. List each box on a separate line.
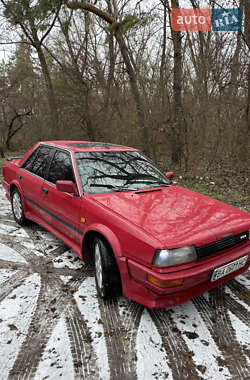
[196, 231, 249, 260]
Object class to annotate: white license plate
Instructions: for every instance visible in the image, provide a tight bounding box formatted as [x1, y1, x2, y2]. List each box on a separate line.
[211, 256, 248, 283]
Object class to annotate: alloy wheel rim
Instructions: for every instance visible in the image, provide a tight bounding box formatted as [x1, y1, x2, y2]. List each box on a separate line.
[13, 192, 22, 221]
[95, 242, 103, 289]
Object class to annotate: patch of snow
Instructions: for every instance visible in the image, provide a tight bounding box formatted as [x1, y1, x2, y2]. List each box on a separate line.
[34, 316, 74, 380]
[0, 223, 29, 238]
[136, 309, 173, 380]
[203, 292, 210, 302]
[0, 190, 11, 216]
[18, 240, 45, 258]
[59, 276, 73, 284]
[26, 248, 45, 258]
[0, 273, 40, 378]
[74, 277, 110, 380]
[0, 269, 18, 285]
[0, 243, 26, 263]
[53, 250, 84, 270]
[34, 230, 61, 243]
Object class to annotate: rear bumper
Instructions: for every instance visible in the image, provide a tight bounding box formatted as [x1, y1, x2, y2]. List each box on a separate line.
[120, 244, 250, 309]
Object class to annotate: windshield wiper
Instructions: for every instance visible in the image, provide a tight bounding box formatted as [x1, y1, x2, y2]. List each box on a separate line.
[89, 184, 137, 192]
[126, 180, 170, 187]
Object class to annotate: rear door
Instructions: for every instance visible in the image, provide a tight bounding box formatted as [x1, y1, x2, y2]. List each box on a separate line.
[40, 149, 82, 243]
[18, 145, 53, 218]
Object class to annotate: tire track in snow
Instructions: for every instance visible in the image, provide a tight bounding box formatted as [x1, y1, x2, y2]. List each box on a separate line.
[98, 298, 143, 379]
[0, 270, 28, 303]
[227, 279, 250, 307]
[122, 301, 144, 365]
[64, 303, 98, 379]
[52, 276, 99, 379]
[9, 273, 97, 379]
[0, 237, 98, 379]
[0, 259, 27, 271]
[193, 286, 250, 379]
[242, 271, 250, 281]
[149, 308, 202, 380]
[8, 274, 62, 379]
[225, 294, 250, 329]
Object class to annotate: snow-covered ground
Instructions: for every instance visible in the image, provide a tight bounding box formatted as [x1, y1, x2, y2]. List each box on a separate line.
[0, 183, 249, 379]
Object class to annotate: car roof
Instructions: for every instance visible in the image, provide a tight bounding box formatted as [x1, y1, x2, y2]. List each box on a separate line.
[42, 141, 138, 152]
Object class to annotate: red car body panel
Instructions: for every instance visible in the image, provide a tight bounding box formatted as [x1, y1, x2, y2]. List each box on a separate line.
[2, 141, 250, 309]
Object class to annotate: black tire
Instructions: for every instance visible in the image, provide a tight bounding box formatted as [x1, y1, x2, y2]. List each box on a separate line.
[11, 188, 27, 225]
[93, 237, 122, 299]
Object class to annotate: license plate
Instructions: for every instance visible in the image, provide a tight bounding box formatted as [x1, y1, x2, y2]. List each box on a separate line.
[211, 256, 248, 283]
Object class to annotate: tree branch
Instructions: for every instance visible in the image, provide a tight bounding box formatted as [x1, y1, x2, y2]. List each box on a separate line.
[66, 1, 114, 24]
[40, 5, 62, 45]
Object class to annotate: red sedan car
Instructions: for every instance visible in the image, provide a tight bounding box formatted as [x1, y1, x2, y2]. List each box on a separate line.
[2, 141, 250, 309]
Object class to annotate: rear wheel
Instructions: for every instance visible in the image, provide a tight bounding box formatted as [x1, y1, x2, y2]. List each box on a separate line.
[93, 237, 122, 299]
[11, 189, 27, 225]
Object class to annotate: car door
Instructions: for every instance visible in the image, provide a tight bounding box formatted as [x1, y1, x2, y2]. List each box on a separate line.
[18, 145, 53, 219]
[40, 149, 82, 243]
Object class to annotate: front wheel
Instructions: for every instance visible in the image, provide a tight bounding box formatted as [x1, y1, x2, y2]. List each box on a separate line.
[93, 237, 121, 299]
[11, 189, 27, 225]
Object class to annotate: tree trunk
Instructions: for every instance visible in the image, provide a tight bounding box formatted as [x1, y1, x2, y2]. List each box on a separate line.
[160, 3, 167, 110]
[235, 0, 250, 164]
[35, 43, 59, 139]
[244, 0, 250, 131]
[114, 31, 149, 154]
[59, 14, 96, 140]
[170, 0, 183, 166]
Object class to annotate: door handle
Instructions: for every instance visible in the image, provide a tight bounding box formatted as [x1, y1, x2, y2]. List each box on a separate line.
[42, 188, 48, 194]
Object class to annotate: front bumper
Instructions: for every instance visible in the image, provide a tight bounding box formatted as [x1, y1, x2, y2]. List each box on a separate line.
[120, 244, 250, 309]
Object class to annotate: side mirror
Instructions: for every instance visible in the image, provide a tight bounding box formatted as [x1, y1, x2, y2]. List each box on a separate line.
[165, 171, 174, 181]
[56, 180, 78, 196]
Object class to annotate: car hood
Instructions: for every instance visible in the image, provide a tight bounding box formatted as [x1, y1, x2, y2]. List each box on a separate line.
[91, 185, 250, 248]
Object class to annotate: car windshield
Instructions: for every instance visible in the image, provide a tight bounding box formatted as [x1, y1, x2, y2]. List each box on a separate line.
[75, 151, 171, 194]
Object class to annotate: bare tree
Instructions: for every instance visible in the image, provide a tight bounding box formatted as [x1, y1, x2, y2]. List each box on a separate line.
[243, 0, 250, 130]
[0, 0, 62, 137]
[66, 0, 150, 154]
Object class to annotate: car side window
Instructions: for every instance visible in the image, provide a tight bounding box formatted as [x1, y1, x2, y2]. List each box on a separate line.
[47, 150, 74, 184]
[22, 146, 51, 178]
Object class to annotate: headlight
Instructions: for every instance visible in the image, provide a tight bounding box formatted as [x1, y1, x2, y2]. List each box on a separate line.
[153, 246, 197, 267]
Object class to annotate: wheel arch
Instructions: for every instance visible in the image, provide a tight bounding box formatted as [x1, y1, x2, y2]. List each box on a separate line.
[10, 181, 28, 214]
[82, 225, 123, 263]
[10, 181, 22, 195]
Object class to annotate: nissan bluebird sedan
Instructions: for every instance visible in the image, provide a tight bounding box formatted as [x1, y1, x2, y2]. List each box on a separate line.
[2, 141, 250, 309]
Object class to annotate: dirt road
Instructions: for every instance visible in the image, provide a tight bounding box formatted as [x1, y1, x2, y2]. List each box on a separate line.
[0, 184, 249, 380]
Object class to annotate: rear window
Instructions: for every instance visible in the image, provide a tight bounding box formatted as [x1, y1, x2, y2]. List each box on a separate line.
[22, 145, 52, 179]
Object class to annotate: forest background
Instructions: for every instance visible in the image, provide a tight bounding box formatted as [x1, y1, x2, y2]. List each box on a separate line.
[0, 0, 249, 207]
